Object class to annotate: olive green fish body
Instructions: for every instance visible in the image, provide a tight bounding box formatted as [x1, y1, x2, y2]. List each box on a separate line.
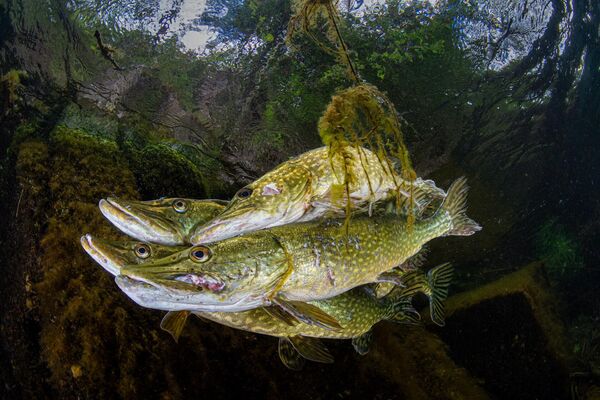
[81, 235, 408, 340]
[121, 178, 478, 312]
[193, 288, 394, 340]
[190, 146, 442, 243]
[260, 211, 451, 302]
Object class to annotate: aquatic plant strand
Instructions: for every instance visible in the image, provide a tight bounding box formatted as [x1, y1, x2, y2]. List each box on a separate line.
[287, 0, 417, 227]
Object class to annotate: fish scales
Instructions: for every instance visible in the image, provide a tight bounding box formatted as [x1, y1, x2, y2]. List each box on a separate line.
[194, 288, 388, 339]
[114, 178, 476, 315]
[261, 212, 452, 302]
[189, 146, 415, 244]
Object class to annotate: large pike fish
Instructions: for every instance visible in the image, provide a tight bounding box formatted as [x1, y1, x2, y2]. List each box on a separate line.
[189, 146, 445, 244]
[117, 178, 478, 327]
[81, 234, 451, 369]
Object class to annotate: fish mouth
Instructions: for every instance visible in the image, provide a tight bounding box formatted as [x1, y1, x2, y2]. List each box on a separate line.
[173, 274, 225, 292]
[119, 266, 226, 294]
[99, 198, 183, 245]
[115, 275, 253, 312]
[80, 234, 124, 276]
[190, 208, 274, 244]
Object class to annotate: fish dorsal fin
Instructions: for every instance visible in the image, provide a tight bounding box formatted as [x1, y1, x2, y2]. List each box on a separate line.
[160, 311, 190, 343]
[262, 306, 300, 326]
[278, 337, 305, 370]
[272, 297, 342, 331]
[351, 330, 373, 355]
[288, 336, 334, 364]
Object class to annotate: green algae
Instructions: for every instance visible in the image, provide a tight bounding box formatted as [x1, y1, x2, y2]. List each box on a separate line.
[14, 125, 235, 398]
[27, 126, 142, 397]
[535, 218, 584, 278]
[125, 142, 208, 199]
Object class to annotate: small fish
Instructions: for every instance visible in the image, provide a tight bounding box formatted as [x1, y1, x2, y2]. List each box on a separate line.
[81, 235, 451, 368]
[98, 198, 228, 245]
[118, 178, 478, 327]
[189, 146, 445, 244]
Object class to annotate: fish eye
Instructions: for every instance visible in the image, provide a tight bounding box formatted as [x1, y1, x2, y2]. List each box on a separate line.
[134, 243, 151, 259]
[172, 199, 188, 213]
[189, 246, 211, 262]
[236, 187, 253, 199]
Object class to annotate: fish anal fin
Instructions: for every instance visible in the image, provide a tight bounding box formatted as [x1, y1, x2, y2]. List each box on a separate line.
[160, 311, 190, 343]
[289, 336, 334, 364]
[272, 297, 342, 331]
[351, 330, 373, 356]
[263, 306, 299, 326]
[278, 337, 305, 370]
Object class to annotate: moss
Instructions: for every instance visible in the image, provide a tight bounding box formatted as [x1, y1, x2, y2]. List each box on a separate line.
[126, 142, 207, 199]
[1, 69, 27, 114]
[535, 218, 584, 278]
[22, 126, 229, 399]
[29, 126, 142, 397]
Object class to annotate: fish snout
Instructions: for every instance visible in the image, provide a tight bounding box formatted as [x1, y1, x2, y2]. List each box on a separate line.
[80, 234, 122, 276]
[99, 198, 183, 245]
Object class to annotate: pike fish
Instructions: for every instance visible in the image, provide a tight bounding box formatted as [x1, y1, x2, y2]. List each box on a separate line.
[189, 146, 445, 244]
[98, 198, 228, 245]
[118, 178, 478, 328]
[81, 234, 452, 369]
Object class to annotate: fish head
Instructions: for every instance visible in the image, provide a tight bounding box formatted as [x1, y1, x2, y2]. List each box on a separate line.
[190, 164, 312, 243]
[80, 234, 185, 276]
[99, 197, 228, 245]
[119, 233, 289, 310]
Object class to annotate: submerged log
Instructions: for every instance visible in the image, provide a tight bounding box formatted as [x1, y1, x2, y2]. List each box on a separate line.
[358, 324, 491, 400]
[433, 261, 571, 400]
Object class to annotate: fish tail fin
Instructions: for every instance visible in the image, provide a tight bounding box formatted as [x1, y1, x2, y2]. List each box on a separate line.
[425, 262, 454, 326]
[439, 177, 481, 236]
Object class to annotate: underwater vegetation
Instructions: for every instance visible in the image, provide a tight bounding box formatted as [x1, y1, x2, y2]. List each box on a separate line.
[535, 218, 584, 278]
[1, 69, 27, 116]
[1, 0, 598, 398]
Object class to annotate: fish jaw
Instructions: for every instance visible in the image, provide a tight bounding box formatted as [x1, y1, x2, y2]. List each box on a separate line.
[80, 234, 126, 276]
[190, 207, 287, 244]
[115, 275, 265, 312]
[99, 198, 184, 245]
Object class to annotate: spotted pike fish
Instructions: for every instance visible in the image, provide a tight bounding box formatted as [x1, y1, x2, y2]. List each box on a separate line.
[98, 198, 228, 245]
[118, 178, 478, 328]
[189, 146, 445, 244]
[81, 234, 452, 369]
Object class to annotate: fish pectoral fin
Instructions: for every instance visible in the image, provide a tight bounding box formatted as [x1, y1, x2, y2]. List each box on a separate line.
[160, 311, 190, 343]
[272, 297, 343, 331]
[278, 338, 305, 370]
[262, 306, 300, 326]
[288, 336, 334, 364]
[351, 330, 373, 356]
